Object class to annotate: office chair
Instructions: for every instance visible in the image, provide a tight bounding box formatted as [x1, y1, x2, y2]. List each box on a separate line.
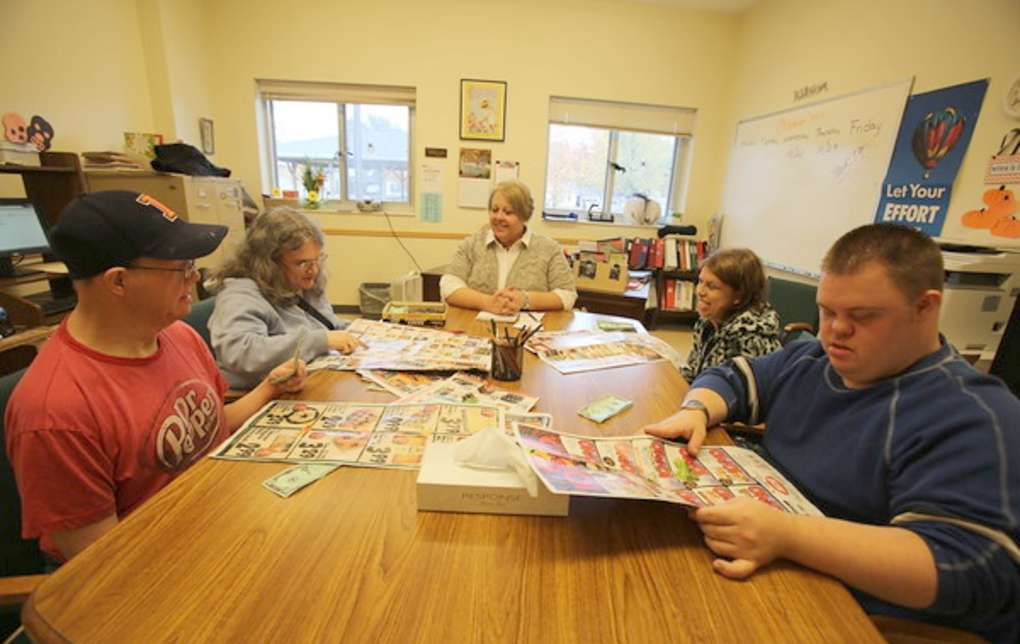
[179, 296, 243, 401]
[0, 369, 46, 640]
[195, 267, 213, 301]
[868, 615, 987, 643]
[181, 295, 216, 351]
[0, 347, 35, 379]
[767, 276, 818, 345]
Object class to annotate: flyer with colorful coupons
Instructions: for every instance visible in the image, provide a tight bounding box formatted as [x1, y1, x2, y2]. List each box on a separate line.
[396, 372, 539, 414]
[212, 400, 503, 470]
[307, 319, 491, 372]
[514, 423, 822, 515]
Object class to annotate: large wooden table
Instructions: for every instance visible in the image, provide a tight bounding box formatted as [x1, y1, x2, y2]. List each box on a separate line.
[22, 308, 882, 642]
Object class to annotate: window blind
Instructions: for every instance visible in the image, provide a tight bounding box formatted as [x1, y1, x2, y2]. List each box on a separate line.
[257, 79, 416, 107]
[548, 96, 695, 136]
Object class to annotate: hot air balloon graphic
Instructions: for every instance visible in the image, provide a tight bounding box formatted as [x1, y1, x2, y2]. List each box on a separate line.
[911, 107, 966, 180]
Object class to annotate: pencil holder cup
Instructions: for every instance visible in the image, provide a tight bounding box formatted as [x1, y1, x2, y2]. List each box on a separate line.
[491, 340, 524, 381]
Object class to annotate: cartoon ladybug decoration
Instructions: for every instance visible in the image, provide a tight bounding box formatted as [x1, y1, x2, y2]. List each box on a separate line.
[2, 112, 28, 144]
[27, 116, 54, 151]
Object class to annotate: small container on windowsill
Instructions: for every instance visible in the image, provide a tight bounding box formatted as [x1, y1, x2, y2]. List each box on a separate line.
[356, 199, 383, 213]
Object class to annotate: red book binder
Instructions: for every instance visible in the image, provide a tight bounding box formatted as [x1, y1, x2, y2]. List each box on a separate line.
[664, 278, 677, 310]
[650, 238, 665, 269]
[628, 238, 650, 270]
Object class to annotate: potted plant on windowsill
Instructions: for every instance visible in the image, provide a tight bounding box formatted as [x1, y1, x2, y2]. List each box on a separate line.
[302, 161, 325, 209]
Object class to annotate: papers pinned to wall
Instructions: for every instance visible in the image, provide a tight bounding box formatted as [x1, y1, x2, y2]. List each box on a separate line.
[458, 147, 491, 209]
[494, 159, 520, 183]
[421, 162, 443, 223]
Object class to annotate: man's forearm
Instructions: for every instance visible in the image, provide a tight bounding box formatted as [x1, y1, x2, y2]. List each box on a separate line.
[225, 382, 276, 433]
[52, 514, 118, 561]
[784, 515, 937, 608]
[682, 387, 729, 425]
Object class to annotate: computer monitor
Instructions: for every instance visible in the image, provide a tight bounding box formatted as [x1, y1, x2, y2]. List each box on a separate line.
[0, 198, 52, 278]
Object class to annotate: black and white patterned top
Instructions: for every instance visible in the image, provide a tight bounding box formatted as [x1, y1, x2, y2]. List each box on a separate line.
[682, 304, 783, 382]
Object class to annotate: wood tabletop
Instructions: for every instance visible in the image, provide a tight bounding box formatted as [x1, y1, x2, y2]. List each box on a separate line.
[22, 308, 882, 643]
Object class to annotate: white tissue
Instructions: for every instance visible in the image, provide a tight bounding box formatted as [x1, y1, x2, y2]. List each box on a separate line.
[454, 428, 539, 497]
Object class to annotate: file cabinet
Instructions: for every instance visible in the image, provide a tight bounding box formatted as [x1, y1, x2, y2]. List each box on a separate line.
[84, 171, 245, 270]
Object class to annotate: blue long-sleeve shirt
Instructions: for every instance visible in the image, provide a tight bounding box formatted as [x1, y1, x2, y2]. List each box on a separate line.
[694, 338, 1020, 643]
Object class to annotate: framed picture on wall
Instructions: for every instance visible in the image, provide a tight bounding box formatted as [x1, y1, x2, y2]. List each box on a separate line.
[199, 118, 215, 155]
[460, 79, 507, 142]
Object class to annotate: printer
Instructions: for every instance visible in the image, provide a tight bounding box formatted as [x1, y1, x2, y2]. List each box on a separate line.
[939, 247, 1020, 365]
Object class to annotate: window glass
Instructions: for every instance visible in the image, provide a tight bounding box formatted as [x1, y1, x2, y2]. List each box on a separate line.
[543, 121, 688, 225]
[266, 99, 411, 205]
[345, 104, 409, 202]
[544, 124, 609, 213]
[271, 100, 340, 199]
[609, 131, 676, 214]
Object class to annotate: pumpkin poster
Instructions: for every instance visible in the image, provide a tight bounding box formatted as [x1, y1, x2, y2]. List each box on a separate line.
[874, 79, 988, 237]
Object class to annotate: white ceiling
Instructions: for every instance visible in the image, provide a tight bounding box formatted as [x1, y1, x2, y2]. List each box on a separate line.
[624, 0, 759, 14]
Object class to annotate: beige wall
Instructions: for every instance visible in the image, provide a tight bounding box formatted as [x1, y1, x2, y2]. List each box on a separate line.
[201, 0, 740, 304]
[153, 0, 218, 148]
[0, 0, 157, 194]
[2, 0, 740, 305]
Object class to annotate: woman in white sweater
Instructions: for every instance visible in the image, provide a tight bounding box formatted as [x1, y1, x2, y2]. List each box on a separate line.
[441, 180, 576, 315]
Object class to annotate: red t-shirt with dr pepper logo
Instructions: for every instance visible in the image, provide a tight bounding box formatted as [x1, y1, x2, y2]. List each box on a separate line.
[5, 319, 228, 560]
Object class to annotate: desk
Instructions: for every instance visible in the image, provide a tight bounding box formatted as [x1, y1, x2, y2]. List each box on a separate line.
[0, 326, 53, 354]
[22, 309, 881, 642]
[575, 276, 653, 327]
[0, 325, 55, 375]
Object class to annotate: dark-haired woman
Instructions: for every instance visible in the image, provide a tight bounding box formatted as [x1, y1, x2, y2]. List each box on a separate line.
[682, 248, 782, 382]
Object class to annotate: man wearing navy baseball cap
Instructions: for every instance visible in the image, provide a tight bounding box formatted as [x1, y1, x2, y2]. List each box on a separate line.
[5, 191, 307, 562]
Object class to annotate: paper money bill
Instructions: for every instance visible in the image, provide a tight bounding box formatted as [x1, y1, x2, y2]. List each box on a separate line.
[577, 394, 633, 423]
[262, 463, 340, 498]
[596, 320, 637, 333]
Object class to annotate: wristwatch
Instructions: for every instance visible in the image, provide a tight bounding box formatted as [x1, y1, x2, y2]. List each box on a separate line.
[680, 399, 710, 423]
[520, 290, 531, 310]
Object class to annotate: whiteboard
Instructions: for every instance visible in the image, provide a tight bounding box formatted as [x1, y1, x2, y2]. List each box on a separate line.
[720, 79, 913, 276]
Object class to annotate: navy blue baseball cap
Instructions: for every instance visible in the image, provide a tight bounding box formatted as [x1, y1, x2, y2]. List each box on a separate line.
[51, 190, 228, 279]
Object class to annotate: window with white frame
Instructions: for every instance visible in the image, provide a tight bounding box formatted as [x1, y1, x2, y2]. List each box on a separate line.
[544, 96, 695, 225]
[257, 80, 415, 210]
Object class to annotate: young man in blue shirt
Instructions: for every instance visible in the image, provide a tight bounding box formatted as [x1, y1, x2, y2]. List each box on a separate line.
[645, 224, 1019, 642]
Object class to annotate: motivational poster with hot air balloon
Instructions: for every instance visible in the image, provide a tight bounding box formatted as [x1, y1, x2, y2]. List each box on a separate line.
[874, 79, 988, 237]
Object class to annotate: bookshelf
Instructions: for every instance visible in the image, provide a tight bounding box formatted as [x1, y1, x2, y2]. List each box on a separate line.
[0, 151, 84, 326]
[0, 152, 85, 228]
[654, 269, 699, 325]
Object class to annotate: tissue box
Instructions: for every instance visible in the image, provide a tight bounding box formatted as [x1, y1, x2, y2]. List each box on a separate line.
[416, 440, 569, 517]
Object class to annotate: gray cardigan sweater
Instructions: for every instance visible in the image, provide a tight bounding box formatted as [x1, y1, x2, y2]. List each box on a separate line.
[209, 277, 347, 389]
[446, 225, 577, 296]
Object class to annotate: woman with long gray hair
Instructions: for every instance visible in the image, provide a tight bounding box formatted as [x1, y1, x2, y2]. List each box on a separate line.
[208, 207, 360, 389]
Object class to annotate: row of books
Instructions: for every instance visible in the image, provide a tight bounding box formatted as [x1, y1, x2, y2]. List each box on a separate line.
[81, 150, 150, 171]
[627, 237, 706, 271]
[664, 238, 707, 272]
[661, 278, 697, 312]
